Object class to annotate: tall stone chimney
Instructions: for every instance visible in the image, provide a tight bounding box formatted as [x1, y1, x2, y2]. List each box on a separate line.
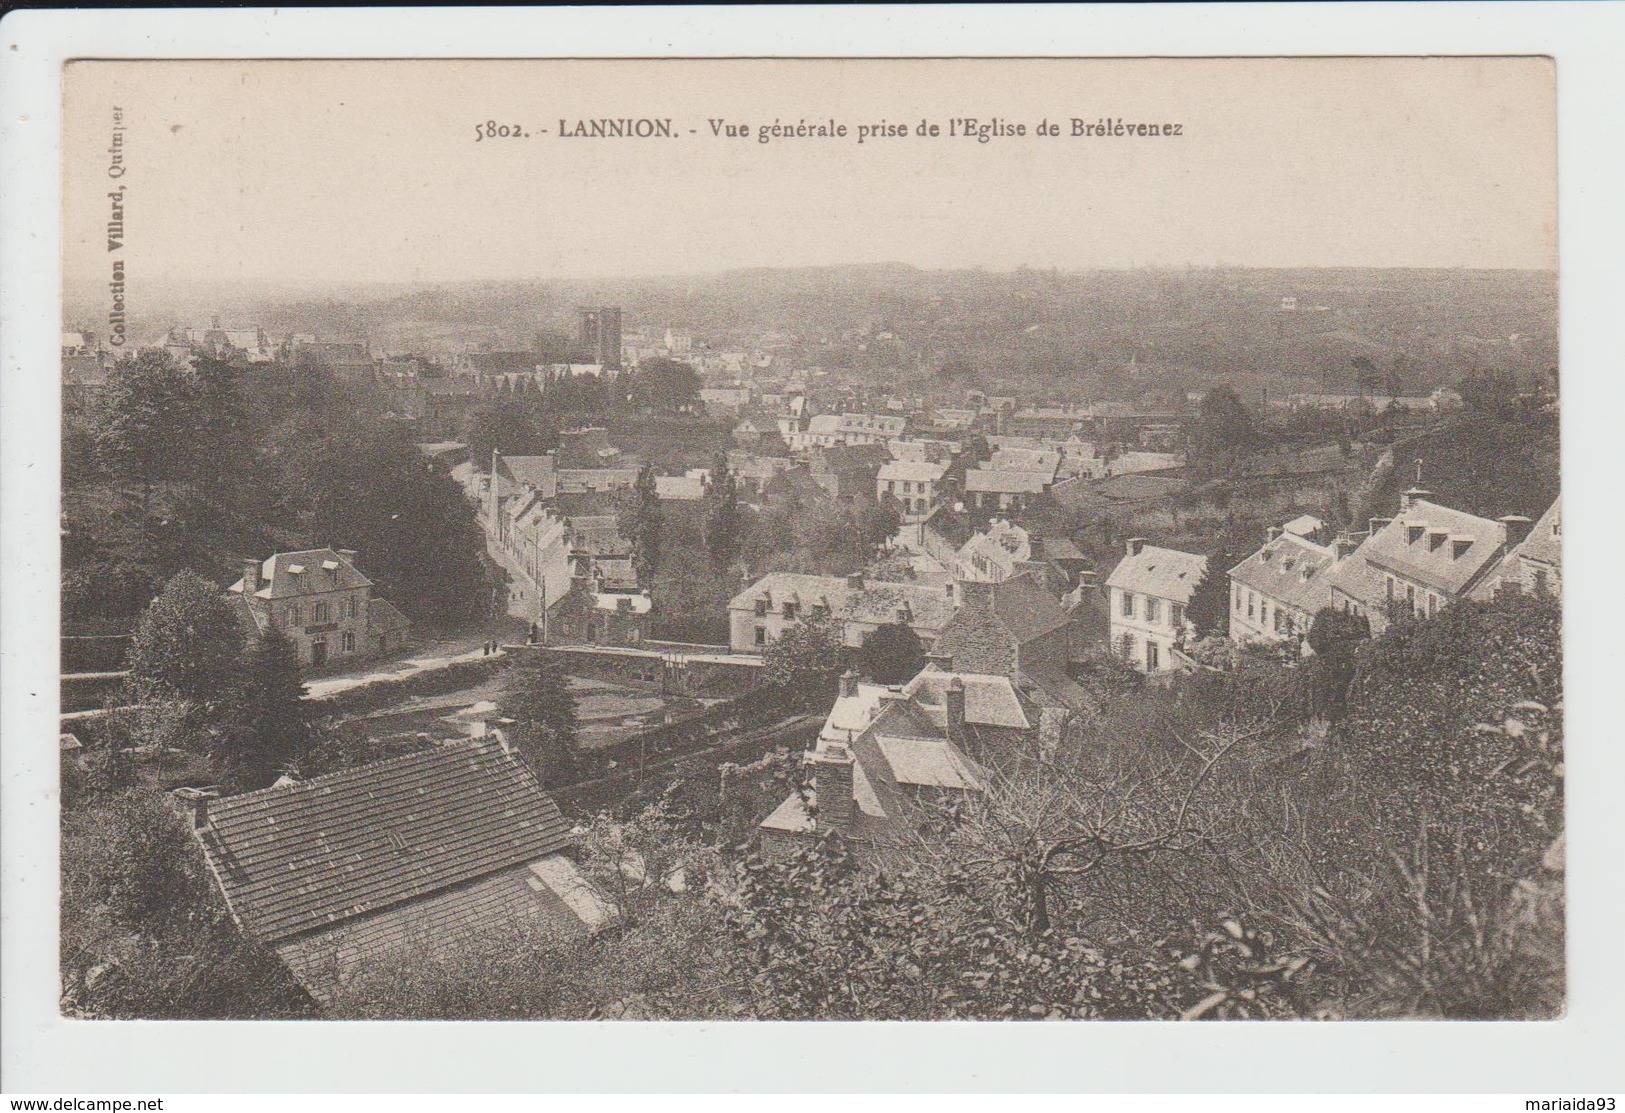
[336, 548, 359, 567]
[944, 677, 966, 742]
[809, 743, 855, 834]
[1127, 537, 1147, 557]
[172, 786, 221, 833]
[1401, 487, 1433, 511]
[241, 558, 260, 595]
[1500, 515, 1534, 547]
[838, 668, 858, 699]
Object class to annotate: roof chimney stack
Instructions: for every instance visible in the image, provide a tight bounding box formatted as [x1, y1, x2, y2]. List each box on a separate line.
[1500, 514, 1534, 547]
[241, 558, 260, 595]
[1127, 537, 1147, 557]
[945, 676, 966, 742]
[838, 668, 858, 699]
[1402, 487, 1432, 511]
[172, 786, 222, 834]
[808, 743, 855, 834]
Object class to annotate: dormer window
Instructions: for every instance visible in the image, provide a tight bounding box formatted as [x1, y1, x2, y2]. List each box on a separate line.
[1428, 531, 1447, 552]
[754, 598, 769, 617]
[1450, 537, 1472, 560]
[1406, 525, 1425, 545]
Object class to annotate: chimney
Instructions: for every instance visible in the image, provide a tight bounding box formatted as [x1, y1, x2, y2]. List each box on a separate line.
[1333, 535, 1356, 561]
[1127, 537, 1147, 557]
[809, 743, 855, 834]
[241, 558, 261, 595]
[1401, 487, 1432, 511]
[1500, 515, 1534, 546]
[838, 668, 858, 699]
[846, 573, 864, 591]
[944, 676, 966, 742]
[1368, 516, 1392, 536]
[1267, 526, 1282, 542]
[337, 548, 359, 566]
[172, 786, 221, 833]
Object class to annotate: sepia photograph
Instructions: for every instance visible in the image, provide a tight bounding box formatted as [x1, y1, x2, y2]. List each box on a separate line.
[51, 54, 1564, 1026]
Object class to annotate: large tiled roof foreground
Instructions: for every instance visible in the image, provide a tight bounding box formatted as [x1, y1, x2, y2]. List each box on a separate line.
[228, 548, 373, 600]
[200, 738, 574, 943]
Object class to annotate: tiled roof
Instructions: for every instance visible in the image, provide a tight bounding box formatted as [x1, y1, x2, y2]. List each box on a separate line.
[1228, 532, 1339, 614]
[274, 855, 603, 1004]
[198, 739, 574, 943]
[1105, 545, 1207, 603]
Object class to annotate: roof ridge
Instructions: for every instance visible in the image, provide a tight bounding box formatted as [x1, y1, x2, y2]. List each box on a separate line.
[213, 737, 497, 807]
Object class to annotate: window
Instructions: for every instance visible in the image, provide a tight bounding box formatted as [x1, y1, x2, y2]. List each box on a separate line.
[1120, 590, 1135, 618]
[1171, 603, 1184, 629]
[1274, 607, 1290, 635]
[1146, 642, 1160, 671]
[1428, 593, 1439, 618]
[287, 604, 301, 628]
[1145, 597, 1161, 624]
[312, 601, 331, 625]
[346, 595, 358, 620]
[754, 625, 767, 646]
[783, 602, 798, 621]
[342, 631, 356, 653]
[1233, 586, 1243, 613]
[754, 598, 768, 617]
[1119, 632, 1136, 661]
[1405, 584, 1415, 610]
[1386, 576, 1395, 601]
[1247, 592, 1255, 620]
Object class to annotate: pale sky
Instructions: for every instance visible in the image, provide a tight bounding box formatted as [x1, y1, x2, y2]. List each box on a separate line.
[62, 57, 1557, 295]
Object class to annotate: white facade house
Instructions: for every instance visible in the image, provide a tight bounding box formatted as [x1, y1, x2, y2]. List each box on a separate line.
[1103, 539, 1207, 672]
[1227, 516, 1349, 650]
[877, 459, 950, 520]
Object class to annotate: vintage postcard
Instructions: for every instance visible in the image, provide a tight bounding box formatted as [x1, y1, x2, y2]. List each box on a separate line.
[52, 55, 1562, 1026]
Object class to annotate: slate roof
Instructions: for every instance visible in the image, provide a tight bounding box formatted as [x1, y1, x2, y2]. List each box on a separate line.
[877, 459, 950, 484]
[965, 468, 1052, 495]
[874, 736, 988, 791]
[730, 573, 957, 633]
[1228, 532, 1340, 614]
[1105, 545, 1207, 603]
[366, 597, 413, 635]
[1354, 500, 1507, 596]
[228, 549, 373, 600]
[1514, 498, 1561, 568]
[197, 738, 574, 944]
[987, 571, 1072, 643]
[902, 669, 1032, 730]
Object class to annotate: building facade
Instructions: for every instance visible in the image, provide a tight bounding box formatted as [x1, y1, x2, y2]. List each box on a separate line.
[1103, 539, 1206, 672]
[227, 548, 412, 667]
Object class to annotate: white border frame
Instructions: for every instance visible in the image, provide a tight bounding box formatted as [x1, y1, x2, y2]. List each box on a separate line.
[5, 4, 1623, 1094]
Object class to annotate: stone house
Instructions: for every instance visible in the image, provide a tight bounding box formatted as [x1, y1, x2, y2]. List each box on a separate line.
[227, 548, 411, 668]
[1103, 539, 1207, 673]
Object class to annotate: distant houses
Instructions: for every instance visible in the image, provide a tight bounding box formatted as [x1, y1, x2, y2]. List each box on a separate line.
[727, 572, 957, 654]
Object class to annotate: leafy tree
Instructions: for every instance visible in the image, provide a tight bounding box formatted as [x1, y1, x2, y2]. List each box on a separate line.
[96, 349, 204, 490]
[629, 357, 701, 413]
[298, 426, 486, 625]
[704, 455, 742, 572]
[1183, 552, 1232, 639]
[127, 570, 244, 707]
[1189, 386, 1259, 473]
[763, 615, 846, 708]
[192, 356, 253, 499]
[628, 465, 663, 585]
[1305, 606, 1370, 720]
[854, 621, 924, 685]
[503, 651, 580, 786]
[856, 494, 902, 552]
[460, 397, 556, 469]
[218, 626, 311, 789]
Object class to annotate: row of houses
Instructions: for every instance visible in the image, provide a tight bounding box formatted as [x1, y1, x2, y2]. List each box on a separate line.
[1103, 488, 1562, 672]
